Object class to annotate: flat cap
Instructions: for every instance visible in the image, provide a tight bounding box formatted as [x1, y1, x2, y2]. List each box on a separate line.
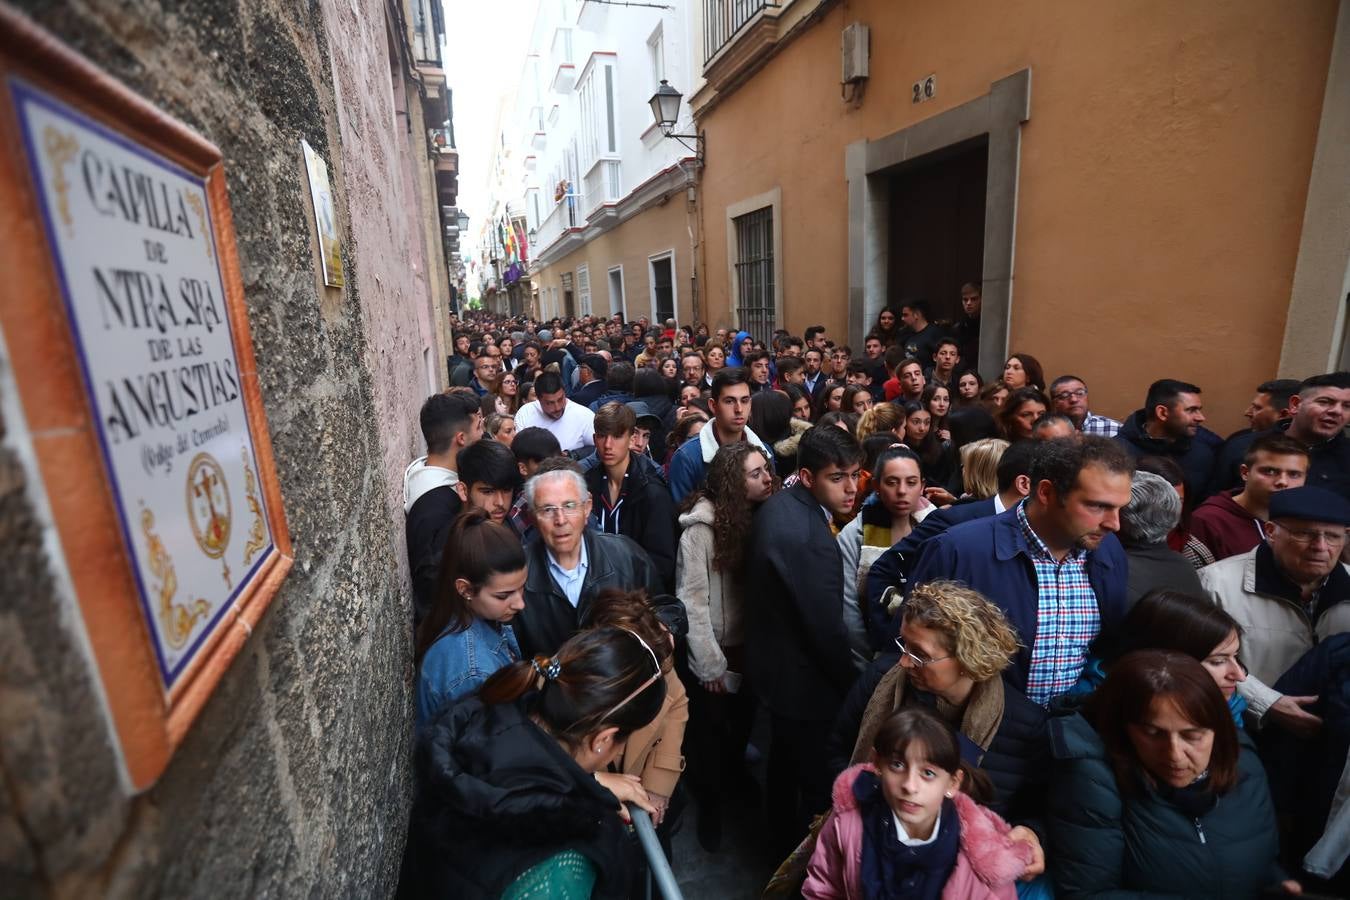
[1268, 485, 1350, 526]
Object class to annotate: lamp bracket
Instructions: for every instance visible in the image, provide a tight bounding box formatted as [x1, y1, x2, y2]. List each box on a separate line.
[664, 131, 705, 165]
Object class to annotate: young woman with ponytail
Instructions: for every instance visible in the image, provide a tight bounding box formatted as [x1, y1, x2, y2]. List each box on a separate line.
[406, 625, 668, 899]
[413, 510, 527, 727]
[582, 589, 689, 832]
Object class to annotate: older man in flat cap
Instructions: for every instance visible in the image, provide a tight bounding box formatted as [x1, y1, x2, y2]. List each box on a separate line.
[1201, 485, 1350, 734]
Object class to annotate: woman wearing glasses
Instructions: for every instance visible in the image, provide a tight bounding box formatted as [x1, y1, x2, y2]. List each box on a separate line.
[827, 580, 1050, 881]
[405, 624, 667, 899]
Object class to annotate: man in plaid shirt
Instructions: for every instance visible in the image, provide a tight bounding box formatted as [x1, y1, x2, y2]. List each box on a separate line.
[1050, 375, 1122, 437]
[908, 437, 1135, 706]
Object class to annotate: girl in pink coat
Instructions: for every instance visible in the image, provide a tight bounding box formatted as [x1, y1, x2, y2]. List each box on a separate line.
[803, 707, 1033, 900]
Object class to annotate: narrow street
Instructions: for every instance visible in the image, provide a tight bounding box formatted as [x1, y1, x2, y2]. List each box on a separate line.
[2, 0, 1349, 898]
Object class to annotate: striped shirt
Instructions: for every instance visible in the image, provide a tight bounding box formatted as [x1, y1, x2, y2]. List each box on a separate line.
[1080, 412, 1122, 437]
[1018, 502, 1101, 706]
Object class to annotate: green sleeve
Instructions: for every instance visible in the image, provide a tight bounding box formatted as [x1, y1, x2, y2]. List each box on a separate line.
[501, 850, 597, 900]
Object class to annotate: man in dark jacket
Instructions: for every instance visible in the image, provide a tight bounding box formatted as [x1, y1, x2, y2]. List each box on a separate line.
[570, 353, 609, 409]
[1211, 372, 1350, 501]
[583, 402, 677, 591]
[1118, 471, 1203, 606]
[909, 437, 1134, 706]
[586, 360, 637, 412]
[864, 439, 1037, 649]
[514, 466, 663, 658]
[446, 332, 472, 384]
[745, 424, 864, 853]
[1114, 378, 1216, 500]
[953, 281, 981, 373]
[1207, 378, 1300, 491]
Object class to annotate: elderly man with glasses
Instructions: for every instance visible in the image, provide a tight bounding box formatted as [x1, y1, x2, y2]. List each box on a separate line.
[1201, 485, 1350, 735]
[514, 466, 665, 658]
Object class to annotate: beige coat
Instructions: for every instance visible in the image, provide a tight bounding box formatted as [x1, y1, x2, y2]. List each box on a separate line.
[620, 669, 688, 797]
[676, 498, 746, 682]
[1199, 547, 1350, 713]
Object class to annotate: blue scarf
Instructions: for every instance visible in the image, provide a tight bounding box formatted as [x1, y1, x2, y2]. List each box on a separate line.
[855, 770, 960, 900]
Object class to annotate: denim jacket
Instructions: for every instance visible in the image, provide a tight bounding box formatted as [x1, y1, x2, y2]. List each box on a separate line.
[417, 617, 520, 727]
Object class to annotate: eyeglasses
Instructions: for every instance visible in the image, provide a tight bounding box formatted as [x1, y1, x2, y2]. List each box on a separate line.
[1277, 525, 1348, 546]
[602, 628, 663, 721]
[1052, 388, 1088, 401]
[894, 637, 952, 668]
[536, 500, 586, 520]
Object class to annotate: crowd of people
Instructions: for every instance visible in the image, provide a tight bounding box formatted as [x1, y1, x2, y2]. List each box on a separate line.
[398, 288, 1350, 899]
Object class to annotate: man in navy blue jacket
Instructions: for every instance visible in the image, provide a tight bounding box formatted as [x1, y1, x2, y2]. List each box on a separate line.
[908, 437, 1134, 706]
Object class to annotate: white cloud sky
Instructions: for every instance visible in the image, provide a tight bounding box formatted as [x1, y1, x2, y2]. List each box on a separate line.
[443, 0, 540, 267]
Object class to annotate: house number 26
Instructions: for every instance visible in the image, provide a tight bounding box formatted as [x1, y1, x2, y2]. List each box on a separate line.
[912, 75, 936, 104]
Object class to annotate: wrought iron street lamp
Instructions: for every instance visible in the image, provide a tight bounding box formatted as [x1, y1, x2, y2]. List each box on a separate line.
[647, 80, 704, 164]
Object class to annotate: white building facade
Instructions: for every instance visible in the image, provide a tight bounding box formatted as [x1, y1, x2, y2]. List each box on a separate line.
[490, 0, 702, 324]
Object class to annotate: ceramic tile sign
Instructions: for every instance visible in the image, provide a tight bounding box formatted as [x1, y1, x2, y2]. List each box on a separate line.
[301, 138, 344, 288]
[12, 78, 276, 692]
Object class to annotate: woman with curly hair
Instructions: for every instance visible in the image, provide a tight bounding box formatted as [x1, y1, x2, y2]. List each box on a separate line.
[827, 580, 1051, 865]
[677, 441, 777, 850]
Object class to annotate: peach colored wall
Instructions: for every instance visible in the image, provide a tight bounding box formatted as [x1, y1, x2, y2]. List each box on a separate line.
[535, 195, 695, 324]
[697, 0, 1338, 431]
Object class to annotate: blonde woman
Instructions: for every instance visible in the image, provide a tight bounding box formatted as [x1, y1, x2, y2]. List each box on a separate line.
[827, 580, 1050, 873]
[959, 437, 1011, 500]
[854, 402, 903, 443]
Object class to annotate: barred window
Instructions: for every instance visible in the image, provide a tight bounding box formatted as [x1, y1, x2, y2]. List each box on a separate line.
[734, 206, 774, 339]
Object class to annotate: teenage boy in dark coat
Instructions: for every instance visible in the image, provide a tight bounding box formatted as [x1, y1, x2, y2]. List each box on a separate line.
[583, 402, 677, 592]
[744, 424, 864, 855]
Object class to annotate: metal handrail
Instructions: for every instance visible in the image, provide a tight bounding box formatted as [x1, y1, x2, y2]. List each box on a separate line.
[627, 805, 684, 900]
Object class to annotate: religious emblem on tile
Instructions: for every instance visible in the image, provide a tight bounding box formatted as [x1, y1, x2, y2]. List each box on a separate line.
[186, 452, 232, 587]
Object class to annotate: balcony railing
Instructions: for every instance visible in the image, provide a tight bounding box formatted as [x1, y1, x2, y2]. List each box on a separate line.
[582, 160, 621, 216]
[535, 191, 585, 256]
[703, 0, 772, 62]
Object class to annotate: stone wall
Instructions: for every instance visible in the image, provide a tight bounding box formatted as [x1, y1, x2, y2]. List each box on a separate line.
[0, 0, 436, 895]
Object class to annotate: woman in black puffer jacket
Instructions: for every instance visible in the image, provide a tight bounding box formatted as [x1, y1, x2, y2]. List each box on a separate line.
[1047, 650, 1296, 898]
[827, 581, 1050, 854]
[404, 626, 667, 899]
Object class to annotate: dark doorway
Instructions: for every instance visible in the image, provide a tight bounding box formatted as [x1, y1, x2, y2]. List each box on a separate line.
[563, 289, 575, 317]
[651, 255, 674, 324]
[886, 139, 987, 327]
